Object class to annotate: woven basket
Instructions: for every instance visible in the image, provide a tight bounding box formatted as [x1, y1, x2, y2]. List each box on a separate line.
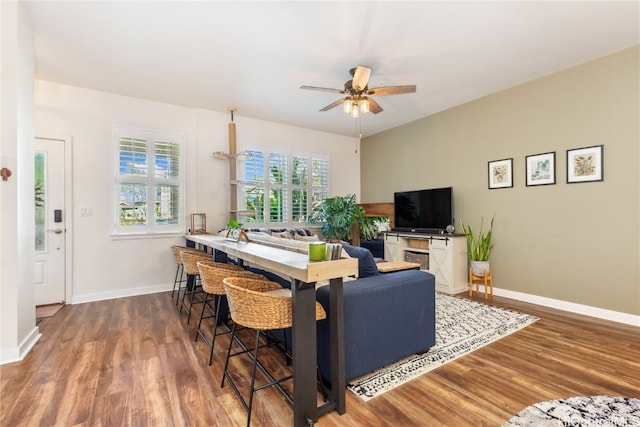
[404, 251, 429, 269]
[197, 261, 263, 295]
[180, 250, 213, 275]
[223, 277, 327, 330]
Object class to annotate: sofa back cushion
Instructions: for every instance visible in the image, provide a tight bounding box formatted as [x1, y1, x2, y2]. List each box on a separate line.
[343, 244, 380, 278]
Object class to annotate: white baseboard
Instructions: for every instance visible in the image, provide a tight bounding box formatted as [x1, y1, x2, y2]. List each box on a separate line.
[494, 287, 640, 327]
[0, 326, 42, 365]
[71, 283, 173, 304]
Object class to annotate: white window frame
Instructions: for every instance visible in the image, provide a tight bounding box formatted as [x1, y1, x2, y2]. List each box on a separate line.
[113, 126, 185, 236]
[239, 146, 329, 227]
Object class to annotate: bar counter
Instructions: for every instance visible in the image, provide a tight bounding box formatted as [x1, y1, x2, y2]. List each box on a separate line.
[186, 234, 357, 426]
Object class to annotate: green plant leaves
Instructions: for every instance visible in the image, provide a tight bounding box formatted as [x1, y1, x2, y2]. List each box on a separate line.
[461, 214, 495, 261]
[314, 194, 363, 241]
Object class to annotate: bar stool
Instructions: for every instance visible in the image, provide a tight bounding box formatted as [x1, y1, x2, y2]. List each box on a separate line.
[195, 261, 261, 365]
[469, 266, 493, 299]
[170, 245, 202, 304]
[179, 250, 214, 324]
[221, 277, 327, 427]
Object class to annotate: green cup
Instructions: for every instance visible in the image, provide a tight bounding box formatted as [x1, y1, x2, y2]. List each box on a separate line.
[308, 242, 327, 262]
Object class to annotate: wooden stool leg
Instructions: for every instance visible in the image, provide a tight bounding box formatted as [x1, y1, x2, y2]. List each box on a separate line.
[489, 269, 493, 298]
[468, 267, 473, 297]
[483, 272, 488, 300]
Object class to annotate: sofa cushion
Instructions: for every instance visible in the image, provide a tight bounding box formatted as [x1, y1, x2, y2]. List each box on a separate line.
[271, 230, 291, 239]
[294, 233, 319, 242]
[343, 244, 380, 278]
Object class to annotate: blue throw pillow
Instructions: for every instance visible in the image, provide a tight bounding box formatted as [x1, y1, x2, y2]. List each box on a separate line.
[343, 244, 381, 278]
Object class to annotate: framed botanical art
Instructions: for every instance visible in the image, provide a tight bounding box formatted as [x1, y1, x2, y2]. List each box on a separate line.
[567, 145, 604, 183]
[488, 158, 513, 189]
[525, 152, 556, 186]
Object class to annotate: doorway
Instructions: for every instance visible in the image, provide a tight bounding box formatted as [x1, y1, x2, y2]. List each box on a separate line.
[34, 137, 72, 306]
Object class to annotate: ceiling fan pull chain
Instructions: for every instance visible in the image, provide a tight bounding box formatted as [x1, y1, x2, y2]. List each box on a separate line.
[355, 116, 361, 154]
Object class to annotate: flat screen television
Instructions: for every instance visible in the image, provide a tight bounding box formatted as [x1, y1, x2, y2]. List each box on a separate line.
[393, 187, 453, 233]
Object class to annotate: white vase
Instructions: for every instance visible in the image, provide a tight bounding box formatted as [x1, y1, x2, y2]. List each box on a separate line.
[471, 260, 491, 276]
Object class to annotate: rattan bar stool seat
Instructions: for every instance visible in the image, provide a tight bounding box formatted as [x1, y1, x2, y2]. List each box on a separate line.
[170, 245, 204, 304]
[195, 261, 265, 365]
[179, 250, 217, 324]
[221, 277, 327, 427]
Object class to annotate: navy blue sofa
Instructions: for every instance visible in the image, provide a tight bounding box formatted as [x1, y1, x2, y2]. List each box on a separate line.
[237, 241, 436, 384]
[316, 268, 436, 383]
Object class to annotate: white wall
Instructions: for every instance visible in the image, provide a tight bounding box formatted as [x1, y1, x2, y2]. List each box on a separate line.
[193, 108, 361, 233]
[34, 81, 359, 304]
[1, 1, 39, 364]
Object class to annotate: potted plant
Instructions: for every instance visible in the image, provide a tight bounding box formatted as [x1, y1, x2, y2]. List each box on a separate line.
[460, 215, 495, 276]
[358, 216, 381, 241]
[311, 194, 364, 242]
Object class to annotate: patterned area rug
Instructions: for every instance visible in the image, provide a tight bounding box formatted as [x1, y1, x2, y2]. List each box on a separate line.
[503, 395, 640, 426]
[347, 293, 539, 401]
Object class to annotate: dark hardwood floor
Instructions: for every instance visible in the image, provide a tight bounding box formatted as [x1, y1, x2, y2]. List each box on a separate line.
[1, 289, 638, 426]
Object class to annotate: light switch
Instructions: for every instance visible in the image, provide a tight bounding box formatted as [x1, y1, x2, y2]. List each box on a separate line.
[80, 207, 92, 217]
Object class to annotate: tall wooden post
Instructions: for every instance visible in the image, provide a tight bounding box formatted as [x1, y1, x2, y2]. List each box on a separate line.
[228, 108, 237, 222]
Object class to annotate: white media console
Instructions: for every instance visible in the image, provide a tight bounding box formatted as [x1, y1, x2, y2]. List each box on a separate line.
[383, 231, 468, 294]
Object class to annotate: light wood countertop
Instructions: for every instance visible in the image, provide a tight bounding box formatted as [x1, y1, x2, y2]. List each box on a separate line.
[186, 234, 357, 283]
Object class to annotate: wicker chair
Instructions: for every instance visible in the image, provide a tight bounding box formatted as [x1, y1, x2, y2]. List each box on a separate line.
[195, 261, 264, 365]
[170, 245, 204, 304]
[221, 277, 327, 427]
[178, 250, 217, 324]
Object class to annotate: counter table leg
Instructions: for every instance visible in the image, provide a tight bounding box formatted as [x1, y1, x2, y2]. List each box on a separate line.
[291, 279, 318, 426]
[329, 277, 346, 414]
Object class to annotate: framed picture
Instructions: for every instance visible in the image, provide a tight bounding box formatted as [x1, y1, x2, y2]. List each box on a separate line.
[190, 213, 207, 234]
[488, 158, 513, 189]
[567, 145, 604, 183]
[525, 152, 556, 186]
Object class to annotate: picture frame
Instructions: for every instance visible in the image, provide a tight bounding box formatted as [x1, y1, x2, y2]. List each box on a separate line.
[190, 213, 207, 234]
[488, 158, 513, 189]
[525, 152, 556, 186]
[566, 145, 604, 183]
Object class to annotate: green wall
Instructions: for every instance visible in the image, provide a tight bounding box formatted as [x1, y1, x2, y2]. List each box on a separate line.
[361, 46, 639, 315]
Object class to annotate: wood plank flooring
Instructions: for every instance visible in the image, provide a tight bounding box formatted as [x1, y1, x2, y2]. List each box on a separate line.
[1, 290, 638, 426]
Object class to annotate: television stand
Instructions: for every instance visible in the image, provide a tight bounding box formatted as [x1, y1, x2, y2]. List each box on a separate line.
[383, 231, 467, 294]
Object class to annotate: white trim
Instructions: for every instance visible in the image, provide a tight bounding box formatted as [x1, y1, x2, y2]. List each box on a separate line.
[494, 287, 640, 327]
[109, 231, 185, 240]
[70, 283, 173, 305]
[113, 126, 185, 235]
[0, 327, 42, 365]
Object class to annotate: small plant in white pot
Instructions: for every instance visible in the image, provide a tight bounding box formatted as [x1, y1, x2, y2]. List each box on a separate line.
[461, 215, 495, 276]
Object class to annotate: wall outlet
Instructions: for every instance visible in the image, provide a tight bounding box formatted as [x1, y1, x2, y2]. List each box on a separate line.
[80, 207, 92, 217]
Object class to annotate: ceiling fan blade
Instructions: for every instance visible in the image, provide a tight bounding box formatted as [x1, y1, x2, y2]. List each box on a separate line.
[300, 85, 346, 94]
[319, 98, 346, 112]
[352, 65, 371, 91]
[367, 97, 383, 114]
[367, 85, 416, 96]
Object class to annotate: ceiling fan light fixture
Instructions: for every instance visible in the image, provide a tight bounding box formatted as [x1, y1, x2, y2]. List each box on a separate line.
[302, 65, 416, 118]
[359, 98, 370, 114]
[343, 99, 353, 114]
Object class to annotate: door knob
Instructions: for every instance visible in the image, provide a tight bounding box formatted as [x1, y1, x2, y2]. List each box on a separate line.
[47, 228, 63, 234]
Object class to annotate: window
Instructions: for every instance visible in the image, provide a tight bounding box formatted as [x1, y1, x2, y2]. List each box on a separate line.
[114, 126, 184, 234]
[240, 148, 328, 226]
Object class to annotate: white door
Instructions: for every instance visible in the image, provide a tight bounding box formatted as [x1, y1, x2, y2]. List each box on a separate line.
[34, 138, 66, 305]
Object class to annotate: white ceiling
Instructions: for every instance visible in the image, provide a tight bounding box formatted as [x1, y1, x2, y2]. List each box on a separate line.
[23, 1, 640, 137]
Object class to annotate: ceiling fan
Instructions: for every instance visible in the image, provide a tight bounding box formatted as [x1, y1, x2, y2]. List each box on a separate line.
[300, 65, 416, 117]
